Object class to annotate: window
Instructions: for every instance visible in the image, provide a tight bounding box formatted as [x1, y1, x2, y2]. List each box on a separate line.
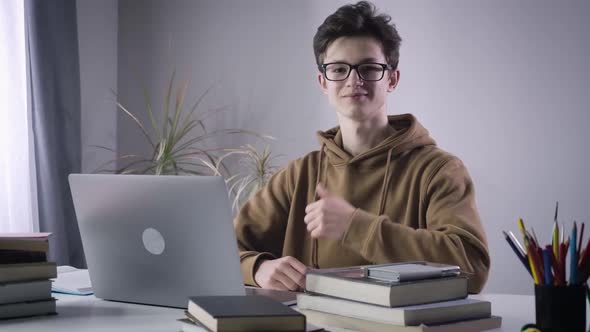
[0, 0, 38, 232]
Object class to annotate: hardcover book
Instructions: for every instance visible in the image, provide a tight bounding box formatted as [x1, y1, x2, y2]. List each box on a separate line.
[305, 266, 468, 307]
[299, 308, 502, 332]
[187, 295, 306, 332]
[297, 293, 491, 326]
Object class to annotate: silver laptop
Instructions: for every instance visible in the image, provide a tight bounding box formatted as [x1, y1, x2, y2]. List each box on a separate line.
[68, 174, 246, 308]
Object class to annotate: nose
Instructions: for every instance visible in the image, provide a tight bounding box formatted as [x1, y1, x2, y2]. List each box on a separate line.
[345, 68, 364, 86]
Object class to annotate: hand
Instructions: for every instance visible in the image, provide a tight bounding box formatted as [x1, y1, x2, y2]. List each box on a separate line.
[304, 184, 357, 240]
[254, 256, 308, 291]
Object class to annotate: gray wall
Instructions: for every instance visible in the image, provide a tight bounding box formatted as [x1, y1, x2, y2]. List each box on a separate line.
[112, 0, 590, 294]
[78, 0, 118, 173]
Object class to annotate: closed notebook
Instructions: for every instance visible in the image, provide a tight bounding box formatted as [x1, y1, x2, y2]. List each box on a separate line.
[181, 314, 325, 332]
[0, 280, 52, 305]
[305, 266, 467, 307]
[297, 294, 491, 326]
[0, 233, 50, 252]
[0, 298, 56, 319]
[187, 295, 306, 332]
[299, 308, 502, 332]
[0, 262, 57, 283]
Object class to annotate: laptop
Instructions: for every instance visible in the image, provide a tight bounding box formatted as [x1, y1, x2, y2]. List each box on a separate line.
[68, 174, 246, 308]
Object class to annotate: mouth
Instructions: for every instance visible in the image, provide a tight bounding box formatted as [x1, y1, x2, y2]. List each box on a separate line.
[343, 93, 368, 98]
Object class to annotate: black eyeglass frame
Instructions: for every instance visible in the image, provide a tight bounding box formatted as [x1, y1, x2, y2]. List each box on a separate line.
[319, 62, 394, 81]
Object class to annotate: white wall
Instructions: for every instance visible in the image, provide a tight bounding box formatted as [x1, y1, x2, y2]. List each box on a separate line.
[77, 0, 118, 173]
[116, 0, 590, 294]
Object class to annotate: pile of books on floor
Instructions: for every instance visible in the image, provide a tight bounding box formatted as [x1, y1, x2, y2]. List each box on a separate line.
[297, 262, 502, 332]
[0, 232, 57, 319]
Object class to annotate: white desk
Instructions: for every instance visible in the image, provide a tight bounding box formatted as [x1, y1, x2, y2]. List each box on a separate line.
[0, 293, 546, 331]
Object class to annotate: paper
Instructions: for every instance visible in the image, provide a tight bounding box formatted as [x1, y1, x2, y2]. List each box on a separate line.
[51, 265, 93, 295]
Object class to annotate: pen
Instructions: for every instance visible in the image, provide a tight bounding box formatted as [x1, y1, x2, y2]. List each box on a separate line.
[503, 231, 532, 276]
[508, 230, 526, 257]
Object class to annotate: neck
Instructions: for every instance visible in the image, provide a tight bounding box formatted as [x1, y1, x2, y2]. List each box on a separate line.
[337, 113, 395, 156]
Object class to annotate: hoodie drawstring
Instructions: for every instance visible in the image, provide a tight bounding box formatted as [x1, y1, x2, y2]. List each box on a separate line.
[311, 145, 326, 269]
[378, 148, 394, 215]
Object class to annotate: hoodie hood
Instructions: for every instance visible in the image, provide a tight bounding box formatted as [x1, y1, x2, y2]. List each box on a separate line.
[316, 113, 436, 168]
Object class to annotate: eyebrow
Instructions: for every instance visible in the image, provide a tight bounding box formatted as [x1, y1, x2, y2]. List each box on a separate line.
[324, 57, 383, 63]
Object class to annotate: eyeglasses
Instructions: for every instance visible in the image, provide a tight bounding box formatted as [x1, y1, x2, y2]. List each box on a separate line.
[320, 62, 393, 81]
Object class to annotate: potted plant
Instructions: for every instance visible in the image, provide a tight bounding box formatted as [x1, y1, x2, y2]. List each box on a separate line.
[93, 71, 280, 211]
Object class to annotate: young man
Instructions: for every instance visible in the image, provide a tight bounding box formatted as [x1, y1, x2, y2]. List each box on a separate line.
[234, 1, 490, 293]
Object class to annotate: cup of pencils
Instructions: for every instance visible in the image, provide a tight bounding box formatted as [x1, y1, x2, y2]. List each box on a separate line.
[503, 205, 588, 332]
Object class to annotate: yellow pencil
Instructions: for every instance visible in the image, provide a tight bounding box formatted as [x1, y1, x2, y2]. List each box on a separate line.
[553, 221, 559, 261]
[524, 235, 540, 284]
[518, 218, 527, 238]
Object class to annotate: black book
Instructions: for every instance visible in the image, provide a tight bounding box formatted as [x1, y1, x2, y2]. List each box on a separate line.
[0, 249, 47, 264]
[187, 295, 306, 332]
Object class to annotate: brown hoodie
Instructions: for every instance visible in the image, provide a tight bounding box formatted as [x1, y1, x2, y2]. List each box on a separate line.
[234, 114, 490, 293]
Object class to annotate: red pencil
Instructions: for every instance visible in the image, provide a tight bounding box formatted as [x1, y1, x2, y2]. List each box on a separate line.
[578, 222, 585, 258]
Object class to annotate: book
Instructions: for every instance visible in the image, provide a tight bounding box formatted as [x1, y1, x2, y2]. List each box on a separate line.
[297, 293, 491, 326]
[181, 313, 325, 332]
[0, 233, 50, 252]
[187, 295, 306, 332]
[0, 262, 57, 283]
[0, 298, 56, 319]
[51, 265, 93, 295]
[299, 308, 502, 332]
[0, 249, 47, 264]
[305, 266, 467, 307]
[364, 262, 461, 282]
[0, 280, 52, 305]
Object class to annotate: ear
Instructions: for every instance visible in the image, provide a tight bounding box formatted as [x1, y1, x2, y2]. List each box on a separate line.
[318, 72, 328, 95]
[387, 69, 400, 92]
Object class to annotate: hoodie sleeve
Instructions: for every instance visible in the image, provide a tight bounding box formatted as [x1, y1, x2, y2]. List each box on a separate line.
[233, 166, 293, 286]
[340, 157, 490, 293]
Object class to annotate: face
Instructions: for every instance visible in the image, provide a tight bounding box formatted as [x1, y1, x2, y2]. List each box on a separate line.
[318, 36, 400, 122]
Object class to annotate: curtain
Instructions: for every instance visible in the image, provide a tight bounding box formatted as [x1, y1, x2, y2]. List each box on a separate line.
[0, 0, 38, 233]
[26, 0, 85, 267]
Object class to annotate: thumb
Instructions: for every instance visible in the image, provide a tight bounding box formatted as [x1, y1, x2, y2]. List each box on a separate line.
[316, 183, 330, 199]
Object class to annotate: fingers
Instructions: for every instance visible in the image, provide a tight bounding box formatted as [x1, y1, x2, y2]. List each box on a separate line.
[316, 183, 330, 198]
[279, 265, 306, 290]
[255, 257, 309, 291]
[303, 209, 322, 224]
[305, 201, 319, 214]
[272, 269, 300, 291]
[286, 256, 309, 275]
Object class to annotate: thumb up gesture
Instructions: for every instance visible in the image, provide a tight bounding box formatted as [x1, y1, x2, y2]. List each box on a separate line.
[304, 184, 357, 240]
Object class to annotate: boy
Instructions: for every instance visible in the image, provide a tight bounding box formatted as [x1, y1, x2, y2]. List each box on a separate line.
[234, 1, 489, 293]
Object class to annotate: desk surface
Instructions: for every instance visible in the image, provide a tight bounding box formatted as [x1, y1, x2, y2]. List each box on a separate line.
[0, 293, 547, 331]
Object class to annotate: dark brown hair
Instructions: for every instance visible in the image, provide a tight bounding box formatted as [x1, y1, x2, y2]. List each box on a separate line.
[313, 1, 402, 70]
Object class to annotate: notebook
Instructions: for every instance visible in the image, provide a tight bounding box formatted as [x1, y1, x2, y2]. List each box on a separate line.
[69, 174, 246, 308]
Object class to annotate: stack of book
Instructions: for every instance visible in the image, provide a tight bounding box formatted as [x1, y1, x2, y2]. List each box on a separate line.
[0, 233, 57, 319]
[297, 262, 502, 332]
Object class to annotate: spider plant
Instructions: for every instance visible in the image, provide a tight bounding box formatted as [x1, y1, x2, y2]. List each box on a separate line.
[93, 70, 271, 176]
[200, 144, 282, 212]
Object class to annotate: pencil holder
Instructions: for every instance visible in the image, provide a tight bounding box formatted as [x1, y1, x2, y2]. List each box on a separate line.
[534, 284, 586, 332]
